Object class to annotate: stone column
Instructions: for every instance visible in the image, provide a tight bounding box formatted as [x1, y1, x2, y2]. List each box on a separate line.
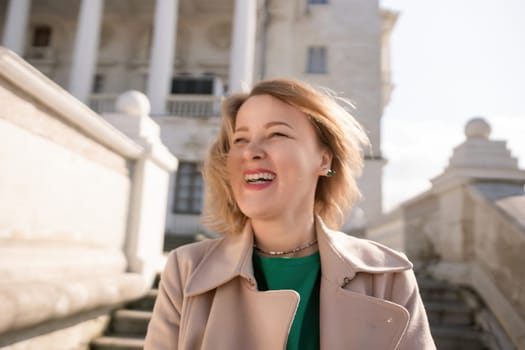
[2, 0, 32, 56]
[147, 0, 178, 115]
[228, 0, 257, 93]
[68, 0, 104, 103]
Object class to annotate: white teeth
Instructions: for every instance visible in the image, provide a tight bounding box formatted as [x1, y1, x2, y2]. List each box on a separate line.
[244, 172, 276, 182]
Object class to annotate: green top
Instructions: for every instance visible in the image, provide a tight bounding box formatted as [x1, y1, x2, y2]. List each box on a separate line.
[252, 252, 321, 350]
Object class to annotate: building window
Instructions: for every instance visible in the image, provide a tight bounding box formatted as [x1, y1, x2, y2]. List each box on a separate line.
[92, 74, 105, 93]
[306, 46, 327, 73]
[32, 26, 52, 47]
[308, 0, 328, 4]
[171, 76, 214, 94]
[173, 162, 204, 214]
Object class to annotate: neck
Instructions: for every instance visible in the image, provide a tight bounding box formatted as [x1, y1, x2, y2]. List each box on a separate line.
[251, 213, 318, 257]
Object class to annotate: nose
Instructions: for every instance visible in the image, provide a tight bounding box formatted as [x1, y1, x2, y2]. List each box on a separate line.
[243, 139, 265, 160]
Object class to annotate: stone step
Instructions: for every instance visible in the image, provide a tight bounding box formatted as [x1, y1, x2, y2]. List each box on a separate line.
[110, 309, 152, 337]
[126, 289, 158, 311]
[431, 326, 487, 350]
[418, 278, 463, 303]
[426, 301, 474, 326]
[90, 336, 144, 350]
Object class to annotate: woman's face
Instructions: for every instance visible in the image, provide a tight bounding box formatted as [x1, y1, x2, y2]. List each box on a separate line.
[226, 94, 331, 222]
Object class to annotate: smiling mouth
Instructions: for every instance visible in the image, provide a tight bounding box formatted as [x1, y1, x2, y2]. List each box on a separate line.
[244, 172, 276, 184]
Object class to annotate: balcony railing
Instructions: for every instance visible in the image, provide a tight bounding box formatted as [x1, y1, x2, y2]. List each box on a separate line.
[89, 93, 222, 118]
[166, 94, 222, 118]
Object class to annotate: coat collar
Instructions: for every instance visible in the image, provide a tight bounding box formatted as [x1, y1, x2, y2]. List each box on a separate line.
[185, 217, 412, 296]
[316, 219, 412, 287]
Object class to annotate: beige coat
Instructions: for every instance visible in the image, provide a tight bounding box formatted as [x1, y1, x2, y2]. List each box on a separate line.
[145, 219, 436, 349]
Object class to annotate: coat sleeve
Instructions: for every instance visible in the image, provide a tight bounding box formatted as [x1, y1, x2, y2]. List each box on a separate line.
[391, 269, 437, 350]
[144, 250, 183, 349]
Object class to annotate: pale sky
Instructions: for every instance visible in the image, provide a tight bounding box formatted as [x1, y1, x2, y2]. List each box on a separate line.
[379, 0, 525, 211]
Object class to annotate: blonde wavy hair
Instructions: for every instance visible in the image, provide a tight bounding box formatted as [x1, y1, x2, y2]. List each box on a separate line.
[202, 79, 369, 235]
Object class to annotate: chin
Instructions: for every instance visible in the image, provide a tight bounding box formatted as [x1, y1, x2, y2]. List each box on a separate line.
[239, 205, 279, 222]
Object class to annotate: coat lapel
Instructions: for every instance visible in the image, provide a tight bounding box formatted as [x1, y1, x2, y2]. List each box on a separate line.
[320, 281, 410, 349]
[184, 221, 300, 350]
[317, 219, 412, 349]
[184, 222, 256, 297]
[200, 279, 300, 350]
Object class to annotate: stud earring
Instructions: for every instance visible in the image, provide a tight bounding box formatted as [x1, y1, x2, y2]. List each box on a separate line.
[326, 169, 336, 177]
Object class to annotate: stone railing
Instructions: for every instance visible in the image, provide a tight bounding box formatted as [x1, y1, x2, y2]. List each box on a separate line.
[367, 118, 525, 349]
[89, 93, 222, 118]
[166, 94, 222, 118]
[436, 184, 525, 349]
[0, 48, 176, 348]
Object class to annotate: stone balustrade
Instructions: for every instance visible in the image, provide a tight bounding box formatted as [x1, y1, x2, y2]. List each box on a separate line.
[0, 47, 176, 348]
[166, 94, 222, 118]
[89, 93, 223, 118]
[367, 117, 525, 349]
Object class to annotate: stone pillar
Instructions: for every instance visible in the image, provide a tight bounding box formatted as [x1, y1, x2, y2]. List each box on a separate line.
[228, 0, 257, 93]
[147, 0, 178, 115]
[68, 0, 104, 103]
[104, 91, 178, 286]
[1, 0, 32, 56]
[263, 1, 295, 78]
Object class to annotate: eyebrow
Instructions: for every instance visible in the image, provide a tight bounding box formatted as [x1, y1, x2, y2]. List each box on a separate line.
[234, 121, 294, 132]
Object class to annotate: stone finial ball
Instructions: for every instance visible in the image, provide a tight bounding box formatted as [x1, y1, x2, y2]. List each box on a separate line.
[116, 90, 151, 117]
[465, 117, 491, 139]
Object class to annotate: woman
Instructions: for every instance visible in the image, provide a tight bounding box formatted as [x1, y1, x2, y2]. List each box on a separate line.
[145, 79, 436, 349]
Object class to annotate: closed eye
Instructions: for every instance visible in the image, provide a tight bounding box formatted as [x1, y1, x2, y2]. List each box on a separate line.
[270, 132, 289, 138]
[232, 137, 248, 144]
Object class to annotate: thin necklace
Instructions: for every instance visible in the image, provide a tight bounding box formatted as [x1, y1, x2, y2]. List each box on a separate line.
[253, 239, 318, 256]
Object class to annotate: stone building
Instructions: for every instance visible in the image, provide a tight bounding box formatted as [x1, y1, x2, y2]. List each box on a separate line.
[0, 0, 398, 239]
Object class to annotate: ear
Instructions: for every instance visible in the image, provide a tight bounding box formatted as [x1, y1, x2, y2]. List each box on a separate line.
[318, 148, 333, 176]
